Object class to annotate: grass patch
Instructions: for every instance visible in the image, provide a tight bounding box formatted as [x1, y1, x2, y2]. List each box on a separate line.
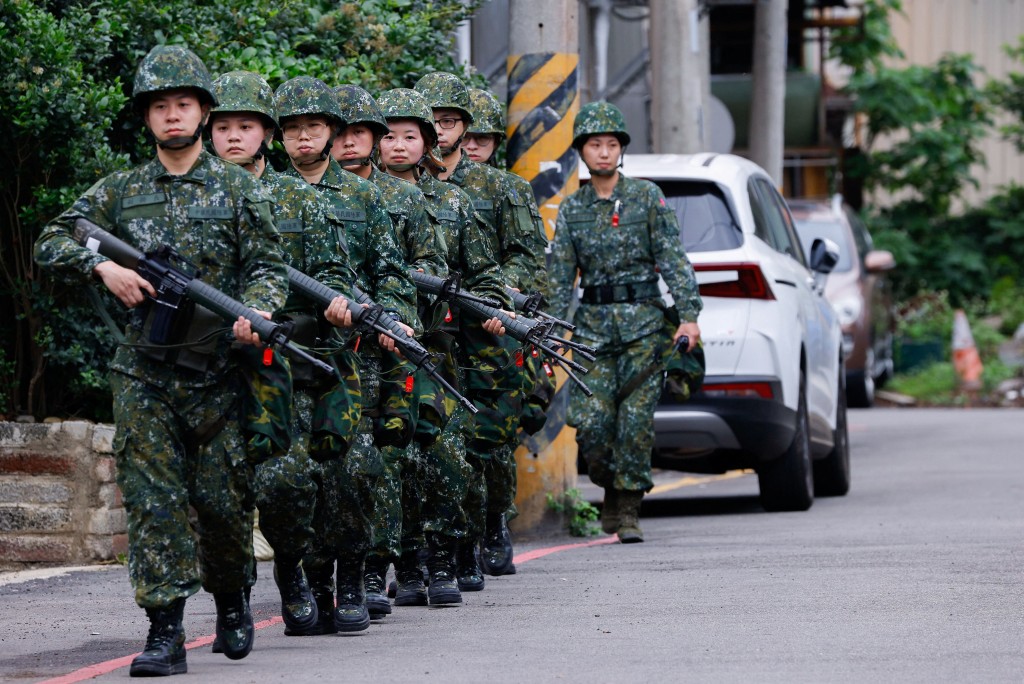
[887, 358, 1019, 405]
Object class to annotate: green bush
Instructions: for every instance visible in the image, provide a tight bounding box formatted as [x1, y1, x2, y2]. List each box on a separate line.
[990, 277, 1024, 336]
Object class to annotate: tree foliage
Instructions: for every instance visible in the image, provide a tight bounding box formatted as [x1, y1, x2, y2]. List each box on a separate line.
[0, 0, 479, 419]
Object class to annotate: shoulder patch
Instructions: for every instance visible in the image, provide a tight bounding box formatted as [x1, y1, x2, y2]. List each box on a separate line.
[473, 200, 492, 212]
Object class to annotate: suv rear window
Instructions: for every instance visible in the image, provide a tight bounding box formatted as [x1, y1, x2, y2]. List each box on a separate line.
[654, 180, 743, 253]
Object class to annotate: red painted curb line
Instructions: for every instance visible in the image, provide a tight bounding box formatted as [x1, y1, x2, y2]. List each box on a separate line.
[37, 536, 619, 683]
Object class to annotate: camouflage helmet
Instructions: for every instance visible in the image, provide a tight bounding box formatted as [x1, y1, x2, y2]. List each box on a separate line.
[664, 342, 706, 403]
[377, 88, 438, 147]
[467, 88, 506, 140]
[333, 85, 390, 139]
[132, 45, 217, 108]
[413, 71, 474, 125]
[211, 71, 277, 128]
[274, 76, 346, 128]
[572, 101, 631, 149]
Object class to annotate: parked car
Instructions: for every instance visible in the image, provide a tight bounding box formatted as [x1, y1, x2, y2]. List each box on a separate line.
[580, 153, 848, 511]
[789, 195, 896, 408]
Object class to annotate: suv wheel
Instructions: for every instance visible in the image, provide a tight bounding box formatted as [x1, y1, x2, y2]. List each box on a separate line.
[813, 367, 851, 496]
[847, 348, 875, 408]
[758, 372, 814, 512]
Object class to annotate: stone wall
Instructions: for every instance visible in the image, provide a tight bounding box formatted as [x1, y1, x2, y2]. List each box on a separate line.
[0, 421, 125, 566]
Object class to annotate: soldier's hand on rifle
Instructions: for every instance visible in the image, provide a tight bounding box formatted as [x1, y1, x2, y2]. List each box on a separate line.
[380, 321, 415, 354]
[233, 310, 271, 347]
[675, 321, 701, 353]
[94, 261, 155, 308]
[483, 315, 509, 336]
[324, 296, 353, 328]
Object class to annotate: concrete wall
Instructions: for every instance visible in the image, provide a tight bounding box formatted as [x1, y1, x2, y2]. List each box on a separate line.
[0, 421, 125, 567]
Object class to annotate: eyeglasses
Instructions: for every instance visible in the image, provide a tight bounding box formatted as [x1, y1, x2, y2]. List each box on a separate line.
[433, 117, 463, 130]
[281, 121, 329, 140]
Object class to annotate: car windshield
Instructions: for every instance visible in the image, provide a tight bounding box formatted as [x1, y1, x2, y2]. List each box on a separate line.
[793, 218, 854, 272]
[653, 180, 744, 253]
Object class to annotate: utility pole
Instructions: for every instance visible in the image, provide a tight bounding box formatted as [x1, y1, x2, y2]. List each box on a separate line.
[649, 0, 710, 153]
[506, 0, 580, 529]
[749, 0, 788, 186]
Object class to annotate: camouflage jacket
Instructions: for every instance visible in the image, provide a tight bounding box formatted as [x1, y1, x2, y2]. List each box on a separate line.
[445, 151, 546, 293]
[261, 165, 354, 313]
[417, 171, 510, 308]
[549, 175, 702, 344]
[502, 169, 550, 295]
[368, 166, 447, 278]
[34, 150, 288, 386]
[287, 158, 417, 328]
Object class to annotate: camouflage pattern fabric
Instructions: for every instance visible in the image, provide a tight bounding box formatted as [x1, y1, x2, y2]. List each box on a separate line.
[236, 344, 293, 464]
[274, 76, 346, 127]
[250, 165, 358, 563]
[286, 158, 417, 328]
[551, 174, 702, 493]
[566, 329, 664, 492]
[413, 71, 475, 124]
[132, 45, 217, 106]
[35, 150, 288, 609]
[369, 166, 447, 278]
[446, 151, 547, 294]
[571, 101, 631, 149]
[467, 88, 505, 139]
[211, 70, 275, 125]
[109, 372, 255, 607]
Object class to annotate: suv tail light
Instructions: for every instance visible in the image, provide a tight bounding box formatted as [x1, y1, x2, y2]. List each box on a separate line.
[694, 263, 775, 300]
[701, 381, 775, 399]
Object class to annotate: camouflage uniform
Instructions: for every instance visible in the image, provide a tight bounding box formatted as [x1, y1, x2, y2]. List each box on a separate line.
[34, 48, 287, 674]
[549, 103, 702, 495]
[420, 73, 545, 576]
[466, 88, 555, 540]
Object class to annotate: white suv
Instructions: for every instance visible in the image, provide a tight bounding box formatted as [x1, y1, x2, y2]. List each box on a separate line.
[584, 153, 849, 511]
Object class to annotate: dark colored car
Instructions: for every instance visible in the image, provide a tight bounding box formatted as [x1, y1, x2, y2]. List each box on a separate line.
[790, 196, 896, 407]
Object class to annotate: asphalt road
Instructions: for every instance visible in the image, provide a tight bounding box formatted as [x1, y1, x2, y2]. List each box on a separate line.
[1, 408, 1022, 683]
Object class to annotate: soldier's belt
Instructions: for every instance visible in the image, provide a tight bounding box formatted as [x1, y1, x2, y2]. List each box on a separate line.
[580, 280, 661, 305]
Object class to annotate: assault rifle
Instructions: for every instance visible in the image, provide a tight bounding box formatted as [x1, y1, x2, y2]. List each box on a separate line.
[409, 270, 594, 396]
[74, 219, 334, 375]
[285, 266, 477, 415]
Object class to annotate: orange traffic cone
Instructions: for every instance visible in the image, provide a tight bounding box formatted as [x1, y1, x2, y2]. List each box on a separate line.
[952, 309, 983, 390]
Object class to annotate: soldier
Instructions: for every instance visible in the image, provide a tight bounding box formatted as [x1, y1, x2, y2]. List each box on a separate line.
[329, 83, 449, 613]
[34, 46, 289, 675]
[549, 102, 702, 543]
[207, 71, 356, 636]
[464, 86, 556, 571]
[415, 72, 547, 581]
[376, 87, 512, 601]
[275, 76, 417, 633]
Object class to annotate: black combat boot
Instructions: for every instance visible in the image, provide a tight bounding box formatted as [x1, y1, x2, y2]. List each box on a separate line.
[213, 590, 254, 660]
[455, 541, 485, 592]
[480, 512, 516, 576]
[600, 488, 621, 534]
[363, 556, 392, 619]
[426, 534, 462, 606]
[334, 557, 370, 632]
[393, 549, 428, 606]
[284, 562, 337, 636]
[274, 557, 318, 632]
[130, 599, 187, 677]
[211, 586, 250, 653]
[616, 490, 645, 544]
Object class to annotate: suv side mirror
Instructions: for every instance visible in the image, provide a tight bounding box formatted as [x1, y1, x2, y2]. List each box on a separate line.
[864, 249, 896, 273]
[809, 237, 840, 274]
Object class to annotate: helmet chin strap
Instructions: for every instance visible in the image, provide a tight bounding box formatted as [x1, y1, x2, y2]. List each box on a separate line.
[157, 121, 205, 151]
[585, 146, 626, 177]
[296, 135, 336, 168]
[438, 132, 465, 158]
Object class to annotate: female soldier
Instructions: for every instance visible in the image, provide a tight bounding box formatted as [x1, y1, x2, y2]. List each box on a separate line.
[548, 102, 702, 543]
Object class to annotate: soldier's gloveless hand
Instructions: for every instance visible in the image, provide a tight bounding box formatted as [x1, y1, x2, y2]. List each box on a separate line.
[233, 310, 271, 346]
[94, 261, 155, 308]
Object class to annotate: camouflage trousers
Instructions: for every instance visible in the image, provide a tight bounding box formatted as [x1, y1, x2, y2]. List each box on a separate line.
[369, 371, 473, 564]
[567, 330, 664, 492]
[305, 356, 384, 581]
[253, 388, 319, 564]
[463, 441, 517, 539]
[110, 370, 253, 609]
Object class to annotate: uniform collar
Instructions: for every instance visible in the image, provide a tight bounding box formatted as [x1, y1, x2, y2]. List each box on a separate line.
[148, 150, 212, 185]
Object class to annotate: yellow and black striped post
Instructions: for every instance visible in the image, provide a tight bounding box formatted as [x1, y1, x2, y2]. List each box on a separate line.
[505, 50, 581, 532]
[506, 52, 580, 241]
